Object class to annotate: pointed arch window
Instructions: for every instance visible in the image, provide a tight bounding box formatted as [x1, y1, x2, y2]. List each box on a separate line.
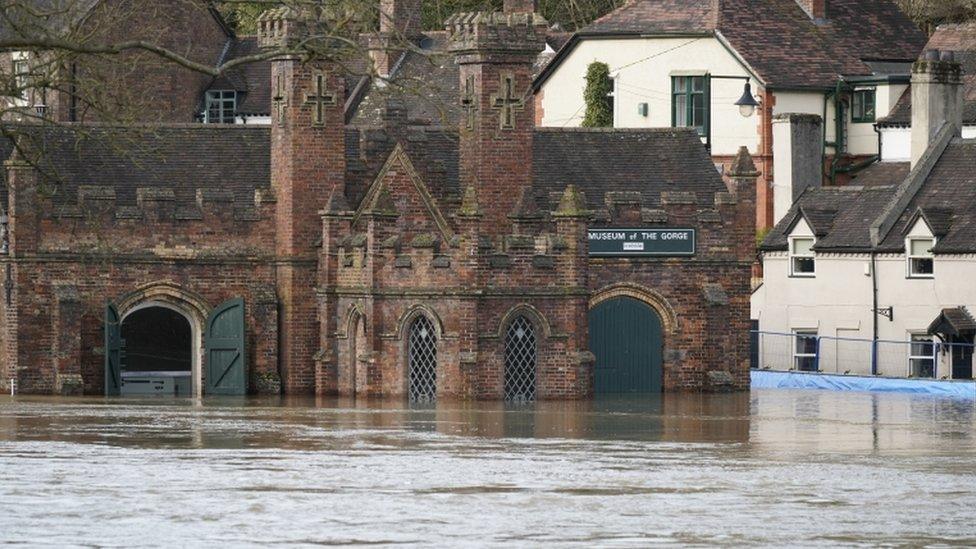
[408, 315, 437, 402]
[505, 316, 537, 402]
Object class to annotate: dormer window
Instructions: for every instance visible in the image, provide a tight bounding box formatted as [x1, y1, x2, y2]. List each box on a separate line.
[907, 237, 935, 278]
[789, 236, 815, 277]
[204, 90, 237, 124]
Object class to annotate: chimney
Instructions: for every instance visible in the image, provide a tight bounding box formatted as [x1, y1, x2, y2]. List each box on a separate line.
[447, 11, 547, 234]
[911, 49, 963, 168]
[259, 8, 348, 392]
[504, 0, 538, 14]
[796, 0, 826, 21]
[772, 114, 823, 224]
[370, 0, 422, 77]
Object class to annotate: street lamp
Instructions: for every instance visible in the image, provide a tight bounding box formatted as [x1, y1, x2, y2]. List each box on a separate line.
[705, 75, 760, 150]
[735, 82, 760, 118]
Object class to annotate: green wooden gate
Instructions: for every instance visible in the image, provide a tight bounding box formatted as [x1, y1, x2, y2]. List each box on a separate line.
[104, 303, 123, 396]
[588, 296, 663, 393]
[205, 298, 247, 396]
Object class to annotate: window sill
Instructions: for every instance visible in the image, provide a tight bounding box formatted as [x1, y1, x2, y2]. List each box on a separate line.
[906, 275, 934, 280]
[789, 274, 816, 279]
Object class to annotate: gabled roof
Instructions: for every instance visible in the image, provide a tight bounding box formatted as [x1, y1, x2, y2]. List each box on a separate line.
[537, 0, 927, 90]
[764, 136, 976, 255]
[761, 186, 897, 252]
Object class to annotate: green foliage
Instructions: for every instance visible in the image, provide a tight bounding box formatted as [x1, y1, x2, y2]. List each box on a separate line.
[581, 61, 613, 128]
[756, 226, 771, 249]
[218, 2, 266, 34]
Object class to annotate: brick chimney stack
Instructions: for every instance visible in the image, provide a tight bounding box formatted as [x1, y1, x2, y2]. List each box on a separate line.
[911, 49, 963, 168]
[504, 0, 538, 14]
[446, 11, 547, 234]
[259, 7, 348, 393]
[796, 0, 826, 20]
[369, 0, 422, 77]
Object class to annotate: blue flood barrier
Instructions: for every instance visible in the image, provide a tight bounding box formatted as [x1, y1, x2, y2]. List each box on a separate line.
[752, 370, 976, 400]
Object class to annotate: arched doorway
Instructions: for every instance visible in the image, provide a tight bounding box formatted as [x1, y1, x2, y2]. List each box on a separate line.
[119, 304, 195, 396]
[588, 296, 664, 393]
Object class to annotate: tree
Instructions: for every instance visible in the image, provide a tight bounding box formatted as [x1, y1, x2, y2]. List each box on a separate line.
[581, 61, 612, 128]
[897, 0, 976, 32]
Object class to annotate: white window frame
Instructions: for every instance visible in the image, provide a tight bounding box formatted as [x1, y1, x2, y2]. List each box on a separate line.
[204, 90, 237, 124]
[793, 329, 818, 372]
[11, 52, 29, 105]
[907, 333, 937, 378]
[789, 236, 816, 277]
[906, 236, 935, 279]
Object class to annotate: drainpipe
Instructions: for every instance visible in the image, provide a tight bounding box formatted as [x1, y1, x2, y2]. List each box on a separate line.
[829, 80, 846, 185]
[870, 252, 879, 376]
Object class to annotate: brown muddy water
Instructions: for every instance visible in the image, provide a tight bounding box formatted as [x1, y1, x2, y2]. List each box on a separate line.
[0, 390, 974, 547]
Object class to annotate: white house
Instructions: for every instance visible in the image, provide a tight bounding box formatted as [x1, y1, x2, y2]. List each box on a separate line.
[752, 49, 975, 380]
[532, 0, 927, 229]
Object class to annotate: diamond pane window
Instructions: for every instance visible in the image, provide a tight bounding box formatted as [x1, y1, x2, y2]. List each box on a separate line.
[504, 316, 537, 402]
[408, 315, 437, 403]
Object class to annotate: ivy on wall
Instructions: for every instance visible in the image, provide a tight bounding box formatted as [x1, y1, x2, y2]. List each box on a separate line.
[581, 61, 613, 128]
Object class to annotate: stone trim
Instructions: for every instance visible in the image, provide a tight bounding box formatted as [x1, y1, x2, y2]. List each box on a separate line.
[496, 303, 553, 339]
[589, 282, 678, 335]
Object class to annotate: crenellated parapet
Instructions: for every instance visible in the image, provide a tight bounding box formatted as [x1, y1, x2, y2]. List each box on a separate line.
[445, 11, 548, 59]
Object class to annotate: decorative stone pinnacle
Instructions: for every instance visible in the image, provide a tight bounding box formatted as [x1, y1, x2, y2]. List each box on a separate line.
[553, 185, 589, 218]
[729, 146, 760, 178]
[445, 11, 548, 55]
[457, 185, 482, 217]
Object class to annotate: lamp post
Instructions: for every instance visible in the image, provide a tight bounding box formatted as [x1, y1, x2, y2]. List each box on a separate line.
[706, 75, 760, 151]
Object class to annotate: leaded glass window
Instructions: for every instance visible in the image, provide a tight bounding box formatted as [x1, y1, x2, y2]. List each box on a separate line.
[408, 315, 437, 402]
[504, 316, 537, 402]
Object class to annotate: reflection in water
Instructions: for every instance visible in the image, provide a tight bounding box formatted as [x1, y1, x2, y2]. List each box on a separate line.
[0, 390, 973, 546]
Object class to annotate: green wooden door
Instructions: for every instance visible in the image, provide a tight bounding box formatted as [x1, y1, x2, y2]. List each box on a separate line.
[104, 303, 123, 396]
[205, 298, 247, 396]
[589, 297, 663, 393]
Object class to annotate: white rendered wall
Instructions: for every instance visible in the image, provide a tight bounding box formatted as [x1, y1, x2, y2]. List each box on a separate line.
[753, 230, 976, 379]
[881, 125, 976, 162]
[538, 36, 760, 156]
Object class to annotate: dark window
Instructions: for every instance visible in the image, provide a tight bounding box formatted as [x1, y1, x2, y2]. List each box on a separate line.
[504, 316, 537, 402]
[204, 90, 236, 124]
[790, 237, 816, 277]
[672, 76, 708, 136]
[852, 89, 876, 123]
[408, 315, 437, 403]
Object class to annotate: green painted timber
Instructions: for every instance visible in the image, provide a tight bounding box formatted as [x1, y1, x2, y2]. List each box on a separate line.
[589, 296, 663, 394]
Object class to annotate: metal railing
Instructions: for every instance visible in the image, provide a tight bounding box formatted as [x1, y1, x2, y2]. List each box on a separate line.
[751, 330, 974, 380]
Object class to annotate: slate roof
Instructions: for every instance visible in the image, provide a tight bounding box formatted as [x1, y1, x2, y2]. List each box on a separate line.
[878, 23, 976, 127]
[2, 124, 270, 208]
[531, 127, 728, 211]
[540, 0, 927, 90]
[208, 37, 272, 116]
[851, 161, 910, 187]
[878, 140, 976, 253]
[763, 138, 976, 254]
[350, 32, 461, 127]
[761, 186, 896, 252]
[348, 31, 564, 128]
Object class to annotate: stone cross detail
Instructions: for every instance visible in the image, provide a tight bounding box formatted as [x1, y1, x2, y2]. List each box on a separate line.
[272, 75, 288, 127]
[460, 75, 477, 130]
[490, 73, 525, 130]
[304, 72, 338, 126]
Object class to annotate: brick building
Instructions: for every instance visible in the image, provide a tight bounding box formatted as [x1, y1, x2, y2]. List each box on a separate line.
[0, 3, 755, 398]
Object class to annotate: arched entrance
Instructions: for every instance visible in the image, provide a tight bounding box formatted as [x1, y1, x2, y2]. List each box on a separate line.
[119, 304, 195, 396]
[588, 296, 664, 393]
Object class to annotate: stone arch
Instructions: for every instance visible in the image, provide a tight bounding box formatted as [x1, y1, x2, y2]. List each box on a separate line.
[394, 304, 445, 341]
[589, 283, 677, 335]
[496, 303, 552, 340]
[115, 281, 211, 397]
[340, 303, 367, 339]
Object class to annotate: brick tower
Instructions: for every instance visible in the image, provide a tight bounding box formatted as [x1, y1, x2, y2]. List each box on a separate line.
[259, 8, 347, 393]
[446, 8, 547, 234]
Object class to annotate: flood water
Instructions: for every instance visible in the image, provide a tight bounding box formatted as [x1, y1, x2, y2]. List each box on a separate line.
[0, 390, 974, 547]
